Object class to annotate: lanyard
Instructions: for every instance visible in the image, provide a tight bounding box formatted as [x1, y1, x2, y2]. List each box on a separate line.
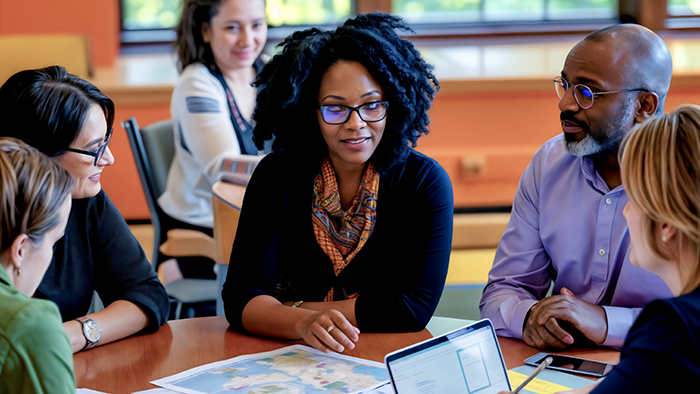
[207, 63, 260, 155]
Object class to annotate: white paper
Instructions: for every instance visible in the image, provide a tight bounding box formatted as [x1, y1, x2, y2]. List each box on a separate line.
[151, 344, 391, 394]
[131, 388, 182, 394]
[76, 389, 110, 394]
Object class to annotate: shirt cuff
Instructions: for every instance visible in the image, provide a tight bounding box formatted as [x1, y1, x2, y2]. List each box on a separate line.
[601, 305, 635, 348]
[506, 298, 538, 339]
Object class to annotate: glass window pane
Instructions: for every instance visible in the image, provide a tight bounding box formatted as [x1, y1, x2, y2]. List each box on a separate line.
[668, 0, 700, 16]
[484, 0, 545, 22]
[121, 0, 352, 31]
[547, 0, 617, 20]
[267, 0, 351, 26]
[393, 0, 616, 24]
[122, 0, 181, 30]
[392, 0, 481, 24]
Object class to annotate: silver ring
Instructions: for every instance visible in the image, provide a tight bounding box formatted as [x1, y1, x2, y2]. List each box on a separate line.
[327, 325, 334, 334]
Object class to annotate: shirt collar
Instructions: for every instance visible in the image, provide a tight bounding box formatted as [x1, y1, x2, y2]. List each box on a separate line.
[580, 155, 624, 195]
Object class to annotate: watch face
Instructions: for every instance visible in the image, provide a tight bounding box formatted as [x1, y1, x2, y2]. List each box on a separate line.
[84, 320, 101, 342]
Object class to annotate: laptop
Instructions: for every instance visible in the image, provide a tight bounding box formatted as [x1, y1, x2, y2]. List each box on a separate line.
[384, 319, 511, 394]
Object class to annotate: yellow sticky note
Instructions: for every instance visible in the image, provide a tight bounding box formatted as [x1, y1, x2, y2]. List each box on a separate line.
[507, 370, 571, 394]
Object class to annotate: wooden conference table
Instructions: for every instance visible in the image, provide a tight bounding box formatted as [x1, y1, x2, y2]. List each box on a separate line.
[74, 316, 620, 394]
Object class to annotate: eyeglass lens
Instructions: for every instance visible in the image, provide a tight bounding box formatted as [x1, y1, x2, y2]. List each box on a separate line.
[95, 128, 113, 165]
[321, 102, 388, 124]
[554, 78, 594, 109]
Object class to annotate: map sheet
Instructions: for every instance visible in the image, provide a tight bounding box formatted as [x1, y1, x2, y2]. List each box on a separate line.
[151, 344, 390, 394]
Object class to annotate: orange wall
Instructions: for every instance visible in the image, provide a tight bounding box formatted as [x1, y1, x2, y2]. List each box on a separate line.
[420, 90, 561, 208]
[0, 0, 119, 67]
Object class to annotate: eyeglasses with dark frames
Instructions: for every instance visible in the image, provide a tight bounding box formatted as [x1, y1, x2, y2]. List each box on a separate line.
[61, 126, 113, 166]
[318, 101, 389, 125]
[554, 76, 649, 110]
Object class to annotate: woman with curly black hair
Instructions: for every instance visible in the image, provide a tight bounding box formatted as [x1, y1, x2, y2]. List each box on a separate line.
[222, 13, 454, 353]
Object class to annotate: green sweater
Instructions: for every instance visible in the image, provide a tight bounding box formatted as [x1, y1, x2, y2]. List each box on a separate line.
[0, 266, 75, 394]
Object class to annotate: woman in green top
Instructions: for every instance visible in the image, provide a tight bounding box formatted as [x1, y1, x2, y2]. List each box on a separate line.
[0, 137, 75, 394]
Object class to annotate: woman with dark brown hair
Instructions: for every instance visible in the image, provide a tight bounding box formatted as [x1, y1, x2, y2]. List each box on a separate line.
[0, 66, 170, 354]
[158, 0, 268, 279]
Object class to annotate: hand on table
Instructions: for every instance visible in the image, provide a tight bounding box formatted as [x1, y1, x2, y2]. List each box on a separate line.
[524, 288, 607, 349]
[299, 309, 360, 354]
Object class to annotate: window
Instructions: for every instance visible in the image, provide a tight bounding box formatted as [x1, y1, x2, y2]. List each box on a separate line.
[393, 0, 617, 25]
[667, 0, 700, 28]
[266, 0, 352, 26]
[120, 0, 698, 45]
[121, 0, 353, 44]
[122, 0, 181, 30]
[668, 0, 700, 16]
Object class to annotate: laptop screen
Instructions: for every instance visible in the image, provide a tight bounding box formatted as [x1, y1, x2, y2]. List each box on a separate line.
[385, 319, 510, 394]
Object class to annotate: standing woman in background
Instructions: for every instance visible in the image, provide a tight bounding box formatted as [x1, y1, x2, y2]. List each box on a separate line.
[223, 13, 454, 353]
[0, 66, 170, 353]
[0, 138, 74, 393]
[158, 0, 268, 279]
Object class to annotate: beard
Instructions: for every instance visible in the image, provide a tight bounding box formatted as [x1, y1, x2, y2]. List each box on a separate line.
[562, 97, 636, 157]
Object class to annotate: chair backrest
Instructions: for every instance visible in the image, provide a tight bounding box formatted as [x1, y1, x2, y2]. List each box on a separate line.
[123, 117, 174, 264]
[141, 120, 176, 196]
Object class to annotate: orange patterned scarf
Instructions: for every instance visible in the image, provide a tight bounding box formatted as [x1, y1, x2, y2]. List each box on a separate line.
[312, 158, 379, 301]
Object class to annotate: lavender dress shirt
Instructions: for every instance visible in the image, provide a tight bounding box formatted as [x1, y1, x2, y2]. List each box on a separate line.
[480, 135, 672, 348]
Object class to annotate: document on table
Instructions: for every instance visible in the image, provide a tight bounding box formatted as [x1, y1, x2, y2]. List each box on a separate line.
[508, 365, 598, 394]
[151, 344, 390, 394]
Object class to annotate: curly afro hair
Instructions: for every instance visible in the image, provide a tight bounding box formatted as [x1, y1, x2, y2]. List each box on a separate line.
[252, 12, 439, 173]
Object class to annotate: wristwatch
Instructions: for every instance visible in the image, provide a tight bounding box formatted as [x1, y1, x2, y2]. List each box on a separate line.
[74, 318, 101, 351]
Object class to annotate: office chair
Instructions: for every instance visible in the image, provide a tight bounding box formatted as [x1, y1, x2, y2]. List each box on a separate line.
[123, 117, 218, 319]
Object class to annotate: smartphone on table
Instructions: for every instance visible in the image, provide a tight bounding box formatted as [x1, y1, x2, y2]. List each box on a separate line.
[524, 352, 614, 378]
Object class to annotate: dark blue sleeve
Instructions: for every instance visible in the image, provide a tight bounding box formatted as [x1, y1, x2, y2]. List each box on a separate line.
[591, 299, 700, 393]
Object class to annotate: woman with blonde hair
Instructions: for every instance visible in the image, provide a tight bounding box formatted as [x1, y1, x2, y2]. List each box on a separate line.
[0, 137, 75, 393]
[554, 104, 700, 393]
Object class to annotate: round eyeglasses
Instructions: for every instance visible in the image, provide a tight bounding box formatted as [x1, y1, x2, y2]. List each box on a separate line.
[554, 76, 648, 110]
[318, 101, 389, 125]
[61, 126, 113, 166]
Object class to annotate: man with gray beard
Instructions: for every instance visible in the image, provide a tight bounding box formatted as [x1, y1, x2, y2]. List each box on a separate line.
[480, 24, 673, 349]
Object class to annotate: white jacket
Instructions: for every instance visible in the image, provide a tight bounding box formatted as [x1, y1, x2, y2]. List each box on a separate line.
[159, 63, 260, 228]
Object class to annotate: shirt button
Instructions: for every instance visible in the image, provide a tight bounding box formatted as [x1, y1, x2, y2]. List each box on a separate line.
[599, 249, 606, 256]
[605, 198, 612, 205]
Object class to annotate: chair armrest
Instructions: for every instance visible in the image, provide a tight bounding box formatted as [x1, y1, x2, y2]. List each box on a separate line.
[159, 229, 217, 261]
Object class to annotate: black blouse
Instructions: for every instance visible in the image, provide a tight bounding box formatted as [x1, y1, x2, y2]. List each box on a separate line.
[35, 190, 169, 333]
[223, 149, 454, 333]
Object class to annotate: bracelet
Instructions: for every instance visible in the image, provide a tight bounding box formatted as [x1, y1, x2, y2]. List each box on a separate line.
[291, 300, 304, 308]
